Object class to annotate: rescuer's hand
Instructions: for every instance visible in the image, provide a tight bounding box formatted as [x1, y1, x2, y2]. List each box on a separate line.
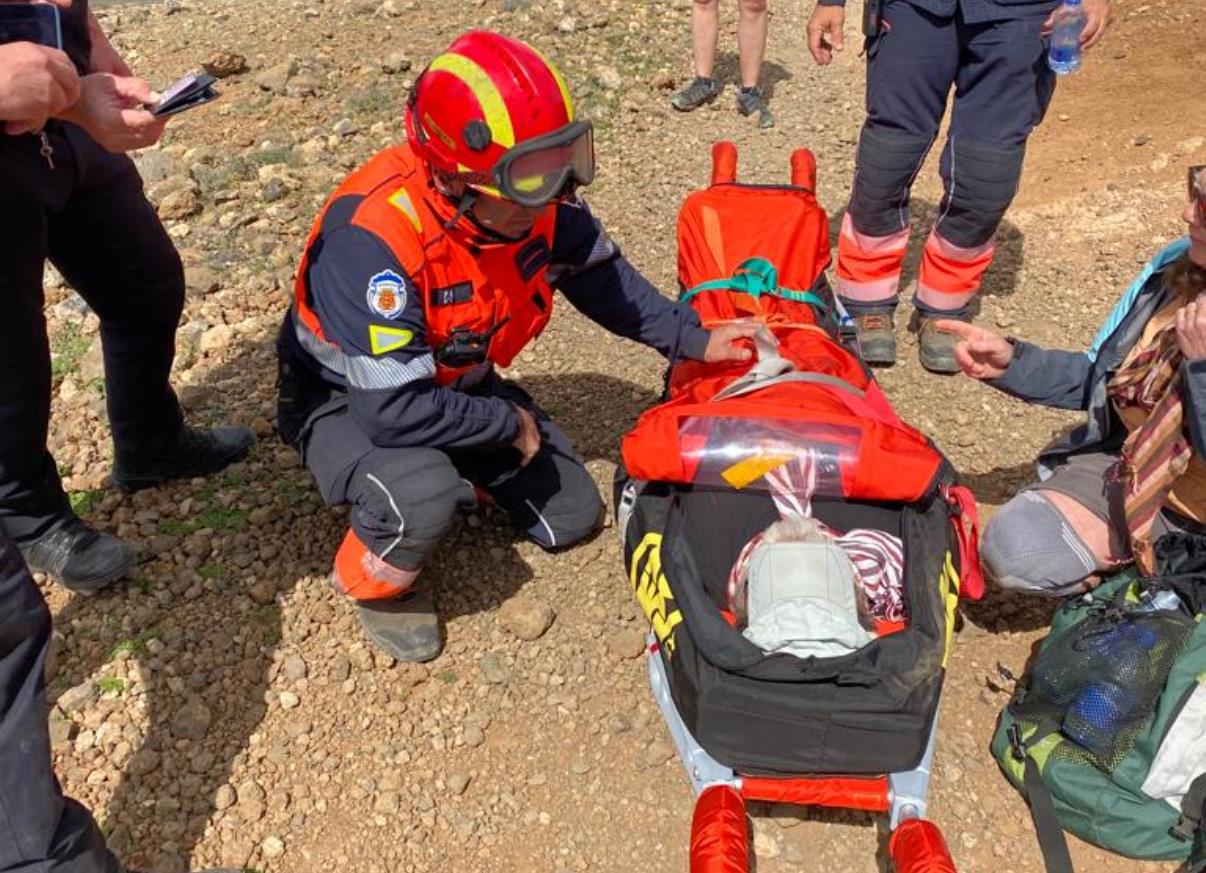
[511, 404, 542, 467]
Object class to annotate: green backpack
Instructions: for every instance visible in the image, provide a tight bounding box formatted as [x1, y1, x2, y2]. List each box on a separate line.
[991, 535, 1206, 873]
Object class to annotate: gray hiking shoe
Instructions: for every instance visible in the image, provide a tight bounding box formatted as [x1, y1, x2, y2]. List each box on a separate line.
[854, 312, 897, 366]
[736, 86, 774, 129]
[670, 76, 721, 112]
[917, 317, 963, 374]
[20, 517, 134, 594]
[355, 585, 442, 663]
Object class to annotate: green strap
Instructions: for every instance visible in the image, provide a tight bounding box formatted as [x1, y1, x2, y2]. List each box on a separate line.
[681, 257, 830, 315]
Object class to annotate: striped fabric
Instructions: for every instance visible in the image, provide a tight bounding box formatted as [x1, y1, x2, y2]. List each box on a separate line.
[728, 454, 908, 622]
[1109, 322, 1192, 575]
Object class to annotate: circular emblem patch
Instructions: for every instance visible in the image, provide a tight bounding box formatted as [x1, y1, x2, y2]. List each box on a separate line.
[366, 269, 407, 320]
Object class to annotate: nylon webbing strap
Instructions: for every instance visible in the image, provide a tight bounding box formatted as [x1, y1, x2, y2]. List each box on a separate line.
[714, 370, 867, 402]
[1023, 757, 1075, 873]
[681, 257, 831, 314]
[1175, 773, 1206, 843]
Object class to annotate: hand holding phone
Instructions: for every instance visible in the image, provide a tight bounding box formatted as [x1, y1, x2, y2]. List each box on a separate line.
[0, 41, 79, 131]
[151, 72, 219, 117]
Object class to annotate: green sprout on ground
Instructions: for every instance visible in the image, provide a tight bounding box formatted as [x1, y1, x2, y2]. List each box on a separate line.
[437, 669, 458, 685]
[68, 490, 104, 516]
[197, 563, 227, 580]
[252, 605, 281, 645]
[105, 629, 157, 662]
[50, 323, 92, 380]
[96, 677, 129, 695]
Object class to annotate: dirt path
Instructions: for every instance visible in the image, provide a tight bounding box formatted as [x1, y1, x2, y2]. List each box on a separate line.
[36, 1, 1206, 872]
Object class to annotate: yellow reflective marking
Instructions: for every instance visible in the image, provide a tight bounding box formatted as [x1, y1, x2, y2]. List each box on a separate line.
[529, 45, 575, 121]
[368, 325, 414, 355]
[429, 53, 516, 148]
[630, 533, 683, 655]
[940, 552, 960, 668]
[721, 453, 793, 489]
[387, 188, 422, 233]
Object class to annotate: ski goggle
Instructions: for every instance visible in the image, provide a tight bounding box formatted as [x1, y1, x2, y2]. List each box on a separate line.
[1191, 165, 1206, 226]
[487, 121, 596, 207]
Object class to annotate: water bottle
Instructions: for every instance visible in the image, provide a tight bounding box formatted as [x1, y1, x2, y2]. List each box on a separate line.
[1135, 589, 1183, 613]
[1047, 0, 1086, 75]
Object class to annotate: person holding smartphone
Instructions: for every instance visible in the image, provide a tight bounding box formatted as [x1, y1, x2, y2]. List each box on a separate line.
[0, 0, 254, 595]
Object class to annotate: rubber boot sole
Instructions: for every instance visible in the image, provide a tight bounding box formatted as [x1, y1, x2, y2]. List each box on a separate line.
[858, 335, 897, 366]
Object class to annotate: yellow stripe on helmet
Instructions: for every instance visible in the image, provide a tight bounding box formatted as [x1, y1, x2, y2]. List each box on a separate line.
[429, 53, 516, 149]
[529, 46, 575, 122]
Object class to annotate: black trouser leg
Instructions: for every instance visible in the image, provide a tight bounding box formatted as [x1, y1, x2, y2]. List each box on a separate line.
[47, 126, 185, 461]
[0, 132, 74, 542]
[0, 529, 117, 873]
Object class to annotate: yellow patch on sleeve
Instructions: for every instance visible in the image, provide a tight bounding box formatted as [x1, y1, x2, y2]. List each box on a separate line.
[368, 324, 414, 355]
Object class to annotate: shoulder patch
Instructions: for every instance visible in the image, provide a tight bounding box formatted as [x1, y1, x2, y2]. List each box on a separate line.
[366, 269, 408, 320]
[368, 324, 415, 355]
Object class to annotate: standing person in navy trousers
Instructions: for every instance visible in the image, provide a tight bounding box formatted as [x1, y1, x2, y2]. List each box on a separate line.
[806, 0, 1111, 372]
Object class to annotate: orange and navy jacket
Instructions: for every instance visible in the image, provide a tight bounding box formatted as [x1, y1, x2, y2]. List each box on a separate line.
[280, 143, 709, 450]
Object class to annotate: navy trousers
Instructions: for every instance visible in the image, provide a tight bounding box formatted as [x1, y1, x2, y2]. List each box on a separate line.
[0, 528, 116, 873]
[0, 125, 185, 543]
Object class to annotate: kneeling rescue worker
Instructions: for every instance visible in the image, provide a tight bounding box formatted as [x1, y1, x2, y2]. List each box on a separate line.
[277, 30, 755, 662]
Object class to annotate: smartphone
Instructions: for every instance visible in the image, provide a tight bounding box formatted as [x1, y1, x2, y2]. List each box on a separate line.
[151, 72, 220, 118]
[0, 3, 63, 50]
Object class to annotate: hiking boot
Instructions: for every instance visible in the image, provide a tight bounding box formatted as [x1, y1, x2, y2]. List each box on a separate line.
[736, 86, 774, 129]
[20, 517, 134, 593]
[917, 317, 963, 374]
[853, 312, 897, 365]
[112, 425, 255, 493]
[355, 586, 442, 663]
[670, 76, 721, 112]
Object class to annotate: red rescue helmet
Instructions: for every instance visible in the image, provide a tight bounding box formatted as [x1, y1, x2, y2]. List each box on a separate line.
[405, 31, 595, 208]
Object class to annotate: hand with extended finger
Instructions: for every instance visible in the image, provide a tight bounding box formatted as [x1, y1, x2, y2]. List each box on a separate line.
[932, 320, 1015, 380]
[1176, 298, 1206, 362]
[807, 5, 846, 66]
[60, 73, 165, 153]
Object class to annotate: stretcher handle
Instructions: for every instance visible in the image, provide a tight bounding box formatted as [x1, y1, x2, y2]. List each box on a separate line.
[740, 774, 891, 813]
[889, 819, 958, 873]
[690, 784, 750, 873]
[790, 148, 817, 190]
[711, 141, 738, 185]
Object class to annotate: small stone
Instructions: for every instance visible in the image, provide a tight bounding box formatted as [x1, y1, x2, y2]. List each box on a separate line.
[752, 827, 781, 859]
[606, 628, 645, 660]
[1132, 133, 1151, 147]
[557, 15, 576, 33]
[282, 654, 308, 681]
[202, 50, 248, 79]
[48, 718, 77, 750]
[448, 773, 470, 796]
[330, 655, 352, 682]
[642, 740, 673, 768]
[650, 72, 676, 91]
[157, 187, 200, 221]
[214, 784, 236, 810]
[333, 118, 359, 137]
[478, 653, 510, 684]
[463, 726, 485, 748]
[497, 595, 555, 641]
[261, 836, 285, 858]
[374, 791, 401, 814]
[255, 61, 296, 94]
[279, 691, 300, 710]
[247, 579, 276, 605]
[595, 66, 622, 90]
[381, 52, 411, 74]
[57, 680, 98, 714]
[170, 695, 212, 740]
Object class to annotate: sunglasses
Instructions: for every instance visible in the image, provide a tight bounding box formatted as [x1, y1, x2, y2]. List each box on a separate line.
[1191, 165, 1206, 225]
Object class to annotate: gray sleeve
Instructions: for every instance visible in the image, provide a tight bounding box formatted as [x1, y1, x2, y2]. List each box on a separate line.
[986, 339, 1096, 411]
[1181, 359, 1206, 459]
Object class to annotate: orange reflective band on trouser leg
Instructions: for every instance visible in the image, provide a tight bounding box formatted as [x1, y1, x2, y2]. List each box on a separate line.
[834, 213, 910, 304]
[332, 529, 420, 601]
[916, 229, 995, 312]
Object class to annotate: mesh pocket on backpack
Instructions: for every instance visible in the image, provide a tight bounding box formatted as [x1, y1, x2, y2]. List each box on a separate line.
[1012, 605, 1194, 773]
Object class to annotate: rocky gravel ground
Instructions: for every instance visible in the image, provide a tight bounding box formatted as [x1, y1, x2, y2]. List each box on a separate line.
[35, 0, 1206, 870]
